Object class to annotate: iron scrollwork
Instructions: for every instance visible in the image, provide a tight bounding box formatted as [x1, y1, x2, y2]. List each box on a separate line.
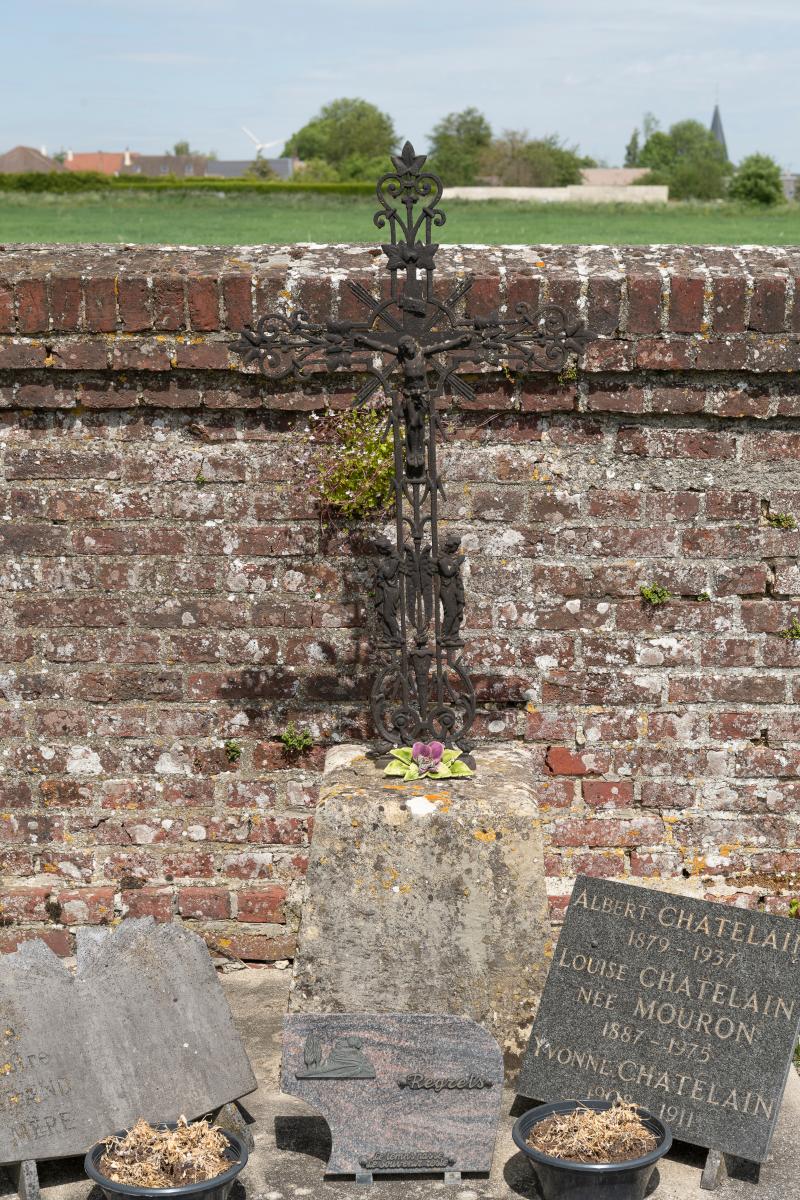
[234, 141, 593, 754]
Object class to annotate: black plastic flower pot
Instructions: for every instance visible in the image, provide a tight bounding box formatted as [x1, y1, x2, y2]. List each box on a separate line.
[512, 1099, 672, 1200]
[85, 1124, 248, 1200]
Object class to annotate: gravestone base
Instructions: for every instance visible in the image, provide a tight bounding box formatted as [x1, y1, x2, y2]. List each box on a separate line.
[6, 1163, 38, 1200]
[289, 745, 551, 1064]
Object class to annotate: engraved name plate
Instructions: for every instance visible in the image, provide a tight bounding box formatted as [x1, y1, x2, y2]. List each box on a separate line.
[282, 1013, 503, 1177]
[517, 876, 800, 1162]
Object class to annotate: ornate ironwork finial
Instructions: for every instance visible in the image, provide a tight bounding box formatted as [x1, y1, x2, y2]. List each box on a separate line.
[233, 142, 593, 755]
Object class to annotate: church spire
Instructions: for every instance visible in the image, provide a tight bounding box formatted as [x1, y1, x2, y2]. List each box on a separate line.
[710, 103, 728, 161]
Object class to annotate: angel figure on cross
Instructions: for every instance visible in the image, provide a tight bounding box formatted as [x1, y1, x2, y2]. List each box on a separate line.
[354, 331, 472, 477]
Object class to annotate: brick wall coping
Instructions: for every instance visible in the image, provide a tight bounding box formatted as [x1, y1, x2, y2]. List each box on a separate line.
[1, 245, 799, 414]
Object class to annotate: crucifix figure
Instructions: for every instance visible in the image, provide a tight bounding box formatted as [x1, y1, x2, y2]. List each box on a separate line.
[234, 140, 593, 755]
[355, 331, 471, 476]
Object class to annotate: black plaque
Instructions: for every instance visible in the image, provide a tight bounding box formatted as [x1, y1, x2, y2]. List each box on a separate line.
[517, 877, 800, 1162]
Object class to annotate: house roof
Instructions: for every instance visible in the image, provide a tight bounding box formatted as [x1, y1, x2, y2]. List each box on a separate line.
[710, 104, 728, 160]
[65, 152, 131, 175]
[0, 145, 63, 173]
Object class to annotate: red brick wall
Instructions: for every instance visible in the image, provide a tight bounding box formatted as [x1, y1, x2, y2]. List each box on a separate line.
[1, 244, 799, 957]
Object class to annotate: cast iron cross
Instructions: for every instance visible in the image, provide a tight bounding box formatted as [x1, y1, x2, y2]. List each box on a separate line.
[234, 141, 592, 753]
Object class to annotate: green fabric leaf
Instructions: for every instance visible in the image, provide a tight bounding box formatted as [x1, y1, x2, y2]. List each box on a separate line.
[441, 748, 463, 764]
[448, 760, 474, 777]
[389, 747, 413, 764]
[403, 764, 421, 781]
[383, 759, 408, 776]
[426, 766, 452, 779]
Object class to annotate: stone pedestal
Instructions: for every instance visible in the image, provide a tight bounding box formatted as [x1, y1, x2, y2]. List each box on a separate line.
[289, 745, 552, 1064]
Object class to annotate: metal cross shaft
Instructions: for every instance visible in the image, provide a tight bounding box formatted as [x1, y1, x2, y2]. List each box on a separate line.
[234, 140, 593, 752]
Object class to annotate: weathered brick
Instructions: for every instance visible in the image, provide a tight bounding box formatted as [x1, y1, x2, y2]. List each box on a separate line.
[15, 279, 49, 333]
[0, 282, 14, 332]
[121, 888, 174, 921]
[118, 277, 152, 330]
[749, 277, 786, 332]
[152, 277, 185, 330]
[711, 275, 747, 332]
[177, 887, 230, 920]
[58, 888, 115, 925]
[222, 275, 253, 329]
[50, 277, 82, 331]
[83, 277, 117, 332]
[668, 275, 704, 332]
[187, 277, 221, 330]
[582, 781, 634, 808]
[626, 274, 662, 333]
[236, 885, 286, 923]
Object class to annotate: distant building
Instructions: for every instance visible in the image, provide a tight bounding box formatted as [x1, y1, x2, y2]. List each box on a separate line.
[117, 154, 294, 180]
[118, 154, 211, 178]
[580, 168, 650, 187]
[207, 158, 294, 180]
[781, 174, 798, 202]
[0, 145, 63, 173]
[64, 150, 137, 175]
[710, 104, 728, 160]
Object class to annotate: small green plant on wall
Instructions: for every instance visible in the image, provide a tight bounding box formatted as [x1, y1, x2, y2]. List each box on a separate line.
[765, 511, 796, 530]
[224, 739, 242, 763]
[640, 583, 671, 607]
[280, 722, 314, 756]
[309, 407, 394, 522]
[780, 617, 800, 640]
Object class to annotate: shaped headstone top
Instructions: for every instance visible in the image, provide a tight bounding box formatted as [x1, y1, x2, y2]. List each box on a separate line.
[0, 919, 256, 1166]
[517, 876, 800, 1163]
[282, 1013, 503, 1180]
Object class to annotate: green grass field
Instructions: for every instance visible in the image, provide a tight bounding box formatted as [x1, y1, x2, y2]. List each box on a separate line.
[1, 190, 799, 245]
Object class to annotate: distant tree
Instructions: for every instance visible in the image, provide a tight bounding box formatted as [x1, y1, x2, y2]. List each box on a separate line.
[246, 155, 278, 180]
[637, 118, 731, 199]
[284, 98, 396, 171]
[624, 129, 640, 167]
[427, 107, 492, 185]
[293, 157, 342, 183]
[481, 131, 587, 187]
[168, 140, 215, 159]
[337, 153, 393, 182]
[641, 113, 658, 138]
[729, 153, 784, 206]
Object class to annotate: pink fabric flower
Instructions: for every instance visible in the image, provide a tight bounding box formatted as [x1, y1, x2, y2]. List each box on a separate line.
[411, 740, 444, 775]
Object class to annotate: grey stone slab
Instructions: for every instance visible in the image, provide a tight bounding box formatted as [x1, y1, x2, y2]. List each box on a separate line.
[282, 1013, 503, 1178]
[289, 745, 551, 1064]
[517, 876, 800, 1164]
[0, 918, 257, 1166]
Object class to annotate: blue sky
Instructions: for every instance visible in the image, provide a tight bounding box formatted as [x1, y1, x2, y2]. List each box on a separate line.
[4, 0, 799, 168]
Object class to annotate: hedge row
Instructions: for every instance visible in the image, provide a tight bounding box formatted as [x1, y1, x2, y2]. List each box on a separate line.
[0, 172, 376, 195]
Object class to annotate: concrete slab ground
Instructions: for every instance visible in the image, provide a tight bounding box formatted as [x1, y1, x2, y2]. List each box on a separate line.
[4, 968, 798, 1200]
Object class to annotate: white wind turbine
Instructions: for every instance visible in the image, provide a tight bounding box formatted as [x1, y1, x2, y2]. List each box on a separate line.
[242, 127, 283, 157]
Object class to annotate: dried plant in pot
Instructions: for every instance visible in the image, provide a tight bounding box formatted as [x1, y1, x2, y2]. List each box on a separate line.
[85, 1118, 248, 1200]
[511, 1099, 672, 1200]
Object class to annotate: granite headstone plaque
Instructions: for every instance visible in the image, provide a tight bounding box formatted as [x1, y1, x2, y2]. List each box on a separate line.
[0, 919, 256, 1166]
[517, 876, 800, 1162]
[282, 1013, 503, 1179]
